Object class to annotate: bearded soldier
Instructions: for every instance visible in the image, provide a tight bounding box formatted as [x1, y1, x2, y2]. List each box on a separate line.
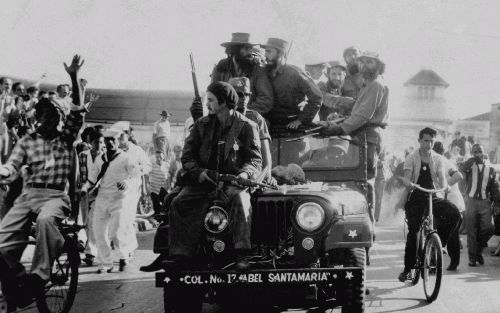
[211, 33, 273, 115]
[262, 37, 322, 129]
[319, 51, 389, 223]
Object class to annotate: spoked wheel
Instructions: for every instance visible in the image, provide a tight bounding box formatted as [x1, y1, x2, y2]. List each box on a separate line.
[36, 241, 79, 313]
[137, 194, 154, 218]
[422, 232, 443, 302]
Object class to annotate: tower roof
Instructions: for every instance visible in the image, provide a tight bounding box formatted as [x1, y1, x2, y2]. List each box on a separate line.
[404, 69, 449, 87]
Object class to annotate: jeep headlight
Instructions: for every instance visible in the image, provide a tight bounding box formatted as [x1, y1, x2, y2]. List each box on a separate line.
[296, 202, 325, 232]
[204, 206, 229, 234]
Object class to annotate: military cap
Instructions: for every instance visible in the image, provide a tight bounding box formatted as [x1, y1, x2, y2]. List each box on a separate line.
[326, 61, 346, 71]
[261, 38, 289, 52]
[359, 51, 383, 63]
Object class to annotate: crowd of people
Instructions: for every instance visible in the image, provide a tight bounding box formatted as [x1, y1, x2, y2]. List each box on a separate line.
[1, 32, 498, 308]
[373, 128, 500, 278]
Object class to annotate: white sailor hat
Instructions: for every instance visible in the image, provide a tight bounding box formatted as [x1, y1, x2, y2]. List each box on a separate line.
[103, 128, 122, 138]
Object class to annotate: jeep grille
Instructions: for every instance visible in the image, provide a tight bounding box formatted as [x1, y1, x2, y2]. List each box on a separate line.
[252, 199, 295, 246]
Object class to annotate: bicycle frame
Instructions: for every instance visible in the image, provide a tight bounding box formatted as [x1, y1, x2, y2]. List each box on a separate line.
[408, 184, 447, 302]
[0, 220, 83, 313]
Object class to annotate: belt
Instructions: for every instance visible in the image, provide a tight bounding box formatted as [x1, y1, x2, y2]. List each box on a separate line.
[27, 183, 65, 191]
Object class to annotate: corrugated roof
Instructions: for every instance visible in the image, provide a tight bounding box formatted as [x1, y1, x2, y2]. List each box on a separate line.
[404, 69, 449, 87]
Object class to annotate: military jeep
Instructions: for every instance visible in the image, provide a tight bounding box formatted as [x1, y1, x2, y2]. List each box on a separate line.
[156, 129, 373, 313]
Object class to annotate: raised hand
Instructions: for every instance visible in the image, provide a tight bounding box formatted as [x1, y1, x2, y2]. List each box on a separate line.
[64, 55, 85, 75]
[89, 93, 100, 102]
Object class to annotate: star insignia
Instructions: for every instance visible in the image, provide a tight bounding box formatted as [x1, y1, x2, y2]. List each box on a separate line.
[348, 229, 358, 239]
[345, 271, 354, 280]
[164, 277, 171, 284]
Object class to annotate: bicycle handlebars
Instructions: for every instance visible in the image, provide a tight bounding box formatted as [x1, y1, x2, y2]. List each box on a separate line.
[411, 184, 448, 194]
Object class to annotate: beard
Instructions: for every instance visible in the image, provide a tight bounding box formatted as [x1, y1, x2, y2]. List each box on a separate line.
[265, 58, 278, 71]
[234, 53, 254, 70]
[361, 66, 378, 81]
[346, 63, 359, 76]
[327, 80, 341, 90]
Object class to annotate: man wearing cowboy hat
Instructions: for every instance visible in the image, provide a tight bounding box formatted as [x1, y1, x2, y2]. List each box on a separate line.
[262, 37, 322, 129]
[152, 109, 171, 158]
[317, 61, 356, 120]
[319, 51, 389, 223]
[211, 32, 274, 115]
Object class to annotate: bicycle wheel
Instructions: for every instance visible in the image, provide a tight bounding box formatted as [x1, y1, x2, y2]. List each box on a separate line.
[36, 240, 79, 313]
[422, 232, 443, 302]
[137, 194, 154, 217]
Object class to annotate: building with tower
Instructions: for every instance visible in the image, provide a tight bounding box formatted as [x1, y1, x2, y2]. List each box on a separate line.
[385, 69, 453, 155]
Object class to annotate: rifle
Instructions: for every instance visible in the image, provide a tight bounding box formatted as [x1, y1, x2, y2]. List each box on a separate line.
[189, 52, 201, 101]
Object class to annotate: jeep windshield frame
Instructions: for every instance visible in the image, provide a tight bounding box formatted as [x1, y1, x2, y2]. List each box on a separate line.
[270, 131, 368, 182]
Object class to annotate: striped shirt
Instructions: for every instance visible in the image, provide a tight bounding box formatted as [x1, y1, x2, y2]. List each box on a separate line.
[4, 110, 84, 187]
[78, 149, 103, 187]
[460, 158, 500, 202]
[149, 161, 169, 194]
[467, 163, 493, 200]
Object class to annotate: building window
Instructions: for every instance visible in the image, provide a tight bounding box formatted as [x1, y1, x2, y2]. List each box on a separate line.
[418, 85, 435, 100]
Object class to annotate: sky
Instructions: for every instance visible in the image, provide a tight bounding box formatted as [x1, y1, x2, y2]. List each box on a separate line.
[1, 0, 500, 119]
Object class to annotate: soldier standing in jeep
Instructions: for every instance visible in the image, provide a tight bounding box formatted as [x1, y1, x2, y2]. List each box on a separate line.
[167, 81, 262, 271]
[262, 37, 323, 130]
[319, 51, 389, 223]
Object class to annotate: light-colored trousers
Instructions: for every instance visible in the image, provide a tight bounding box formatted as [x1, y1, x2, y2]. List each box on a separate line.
[93, 191, 138, 268]
[0, 188, 69, 280]
[78, 192, 97, 257]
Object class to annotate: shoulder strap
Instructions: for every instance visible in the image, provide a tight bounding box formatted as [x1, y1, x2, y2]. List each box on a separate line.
[94, 151, 121, 185]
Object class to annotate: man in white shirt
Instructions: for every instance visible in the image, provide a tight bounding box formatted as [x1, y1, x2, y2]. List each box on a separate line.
[81, 128, 139, 273]
[118, 128, 152, 268]
[152, 110, 171, 158]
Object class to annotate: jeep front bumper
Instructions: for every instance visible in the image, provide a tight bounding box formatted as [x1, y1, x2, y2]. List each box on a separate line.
[155, 267, 362, 288]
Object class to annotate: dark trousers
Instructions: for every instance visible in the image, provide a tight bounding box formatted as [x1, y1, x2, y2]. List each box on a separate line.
[446, 220, 461, 267]
[404, 196, 461, 271]
[465, 197, 493, 262]
[150, 188, 168, 215]
[169, 185, 251, 257]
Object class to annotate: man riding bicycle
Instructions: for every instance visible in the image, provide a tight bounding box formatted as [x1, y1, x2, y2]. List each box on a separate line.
[0, 55, 86, 307]
[398, 127, 461, 282]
